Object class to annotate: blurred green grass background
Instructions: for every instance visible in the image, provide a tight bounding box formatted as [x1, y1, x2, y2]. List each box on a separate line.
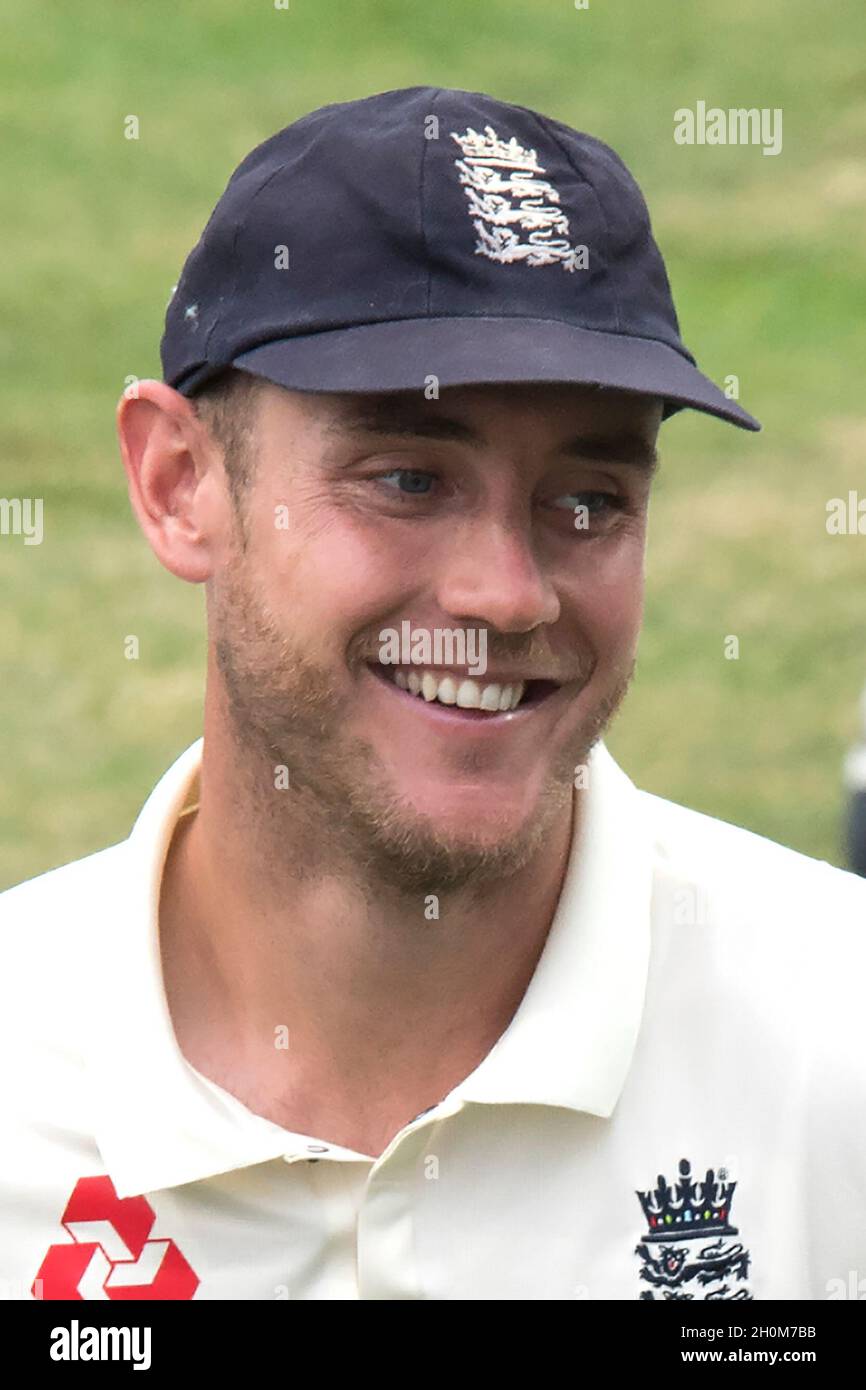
[2, 0, 865, 888]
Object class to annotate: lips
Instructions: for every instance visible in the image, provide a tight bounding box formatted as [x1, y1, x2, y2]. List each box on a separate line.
[368, 662, 561, 716]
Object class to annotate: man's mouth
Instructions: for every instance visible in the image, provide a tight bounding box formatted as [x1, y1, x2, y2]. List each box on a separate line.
[367, 663, 562, 716]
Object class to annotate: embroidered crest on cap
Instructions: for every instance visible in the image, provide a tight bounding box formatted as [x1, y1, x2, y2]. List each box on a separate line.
[450, 125, 588, 272]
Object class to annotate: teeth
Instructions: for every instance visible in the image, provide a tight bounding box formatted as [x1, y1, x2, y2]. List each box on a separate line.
[456, 679, 480, 709]
[436, 676, 458, 705]
[381, 667, 526, 712]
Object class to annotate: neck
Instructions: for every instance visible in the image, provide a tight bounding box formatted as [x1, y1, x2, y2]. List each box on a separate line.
[159, 711, 578, 1159]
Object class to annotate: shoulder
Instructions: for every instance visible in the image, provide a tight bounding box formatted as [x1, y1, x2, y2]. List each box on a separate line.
[0, 845, 137, 1213]
[0, 843, 130, 1013]
[638, 787, 866, 1079]
[0, 841, 129, 928]
[639, 785, 866, 929]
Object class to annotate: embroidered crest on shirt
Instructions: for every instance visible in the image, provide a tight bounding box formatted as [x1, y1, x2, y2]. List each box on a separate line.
[450, 125, 588, 271]
[634, 1158, 752, 1300]
[33, 1175, 199, 1300]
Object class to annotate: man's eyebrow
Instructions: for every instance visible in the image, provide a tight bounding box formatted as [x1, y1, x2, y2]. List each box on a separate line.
[325, 403, 659, 470]
[325, 402, 478, 445]
[557, 432, 660, 472]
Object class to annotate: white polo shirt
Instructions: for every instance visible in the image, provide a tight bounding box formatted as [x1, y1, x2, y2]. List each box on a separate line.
[2, 737, 865, 1301]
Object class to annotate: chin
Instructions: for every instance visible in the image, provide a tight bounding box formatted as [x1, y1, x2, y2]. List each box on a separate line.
[395, 764, 549, 828]
[392, 763, 569, 862]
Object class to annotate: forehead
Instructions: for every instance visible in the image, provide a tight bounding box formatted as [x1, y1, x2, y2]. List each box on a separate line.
[259, 380, 663, 451]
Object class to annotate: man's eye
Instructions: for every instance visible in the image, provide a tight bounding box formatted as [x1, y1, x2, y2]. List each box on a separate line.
[553, 491, 624, 516]
[377, 469, 437, 496]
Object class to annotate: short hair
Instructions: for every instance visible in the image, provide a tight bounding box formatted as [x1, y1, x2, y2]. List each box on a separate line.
[191, 367, 267, 504]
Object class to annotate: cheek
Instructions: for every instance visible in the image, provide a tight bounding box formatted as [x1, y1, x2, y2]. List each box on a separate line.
[249, 501, 416, 653]
[566, 539, 646, 656]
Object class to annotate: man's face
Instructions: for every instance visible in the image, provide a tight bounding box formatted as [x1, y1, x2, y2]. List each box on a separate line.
[209, 381, 662, 894]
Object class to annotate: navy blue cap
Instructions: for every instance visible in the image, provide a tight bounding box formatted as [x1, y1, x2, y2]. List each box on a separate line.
[160, 86, 760, 431]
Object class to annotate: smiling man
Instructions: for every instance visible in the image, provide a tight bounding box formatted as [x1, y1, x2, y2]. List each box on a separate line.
[145, 376, 660, 1163]
[3, 87, 866, 1303]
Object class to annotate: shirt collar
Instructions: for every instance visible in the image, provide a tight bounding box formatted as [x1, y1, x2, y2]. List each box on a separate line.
[86, 740, 325, 1199]
[86, 736, 652, 1198]
[451, 740, 653, 1117]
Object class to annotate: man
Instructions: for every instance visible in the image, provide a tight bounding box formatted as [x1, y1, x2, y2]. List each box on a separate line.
[2, 86, 865, 1302]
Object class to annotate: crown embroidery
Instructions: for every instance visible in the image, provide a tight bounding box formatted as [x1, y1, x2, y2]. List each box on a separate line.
[450, 125, 588, 272]
[637, 1157, 739, 1241]
[634, 1158, 753, 1301]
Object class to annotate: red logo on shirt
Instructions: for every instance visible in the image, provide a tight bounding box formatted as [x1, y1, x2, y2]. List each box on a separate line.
[33, 1175, 199, 1300]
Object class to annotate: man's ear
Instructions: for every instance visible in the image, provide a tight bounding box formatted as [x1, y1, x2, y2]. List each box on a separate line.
[116, 380, 229, 583]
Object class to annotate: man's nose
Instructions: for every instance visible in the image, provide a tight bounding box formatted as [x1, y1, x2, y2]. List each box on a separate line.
[433, 517, 561, 633]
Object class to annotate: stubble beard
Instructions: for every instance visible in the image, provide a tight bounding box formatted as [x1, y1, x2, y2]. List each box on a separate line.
[211, 551, 635, 901]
